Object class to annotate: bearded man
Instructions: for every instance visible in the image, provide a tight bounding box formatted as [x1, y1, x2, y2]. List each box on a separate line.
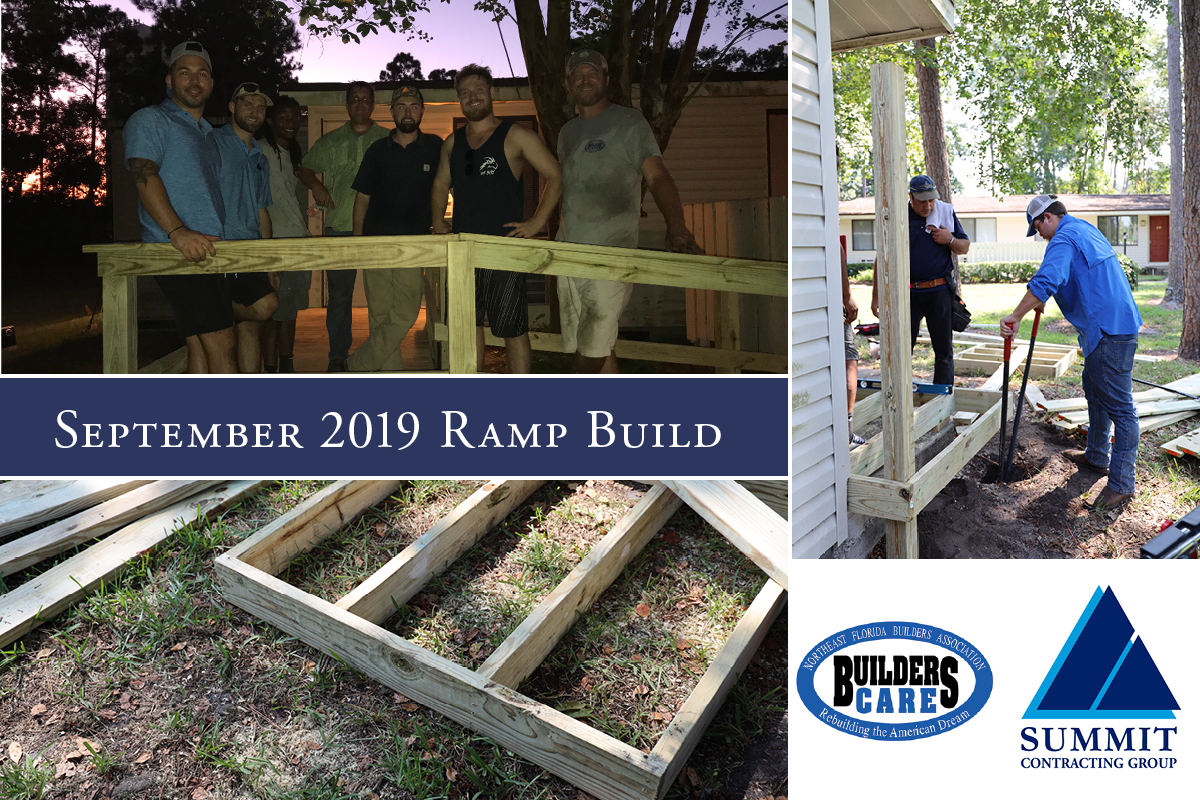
[430, 64, 562, 374]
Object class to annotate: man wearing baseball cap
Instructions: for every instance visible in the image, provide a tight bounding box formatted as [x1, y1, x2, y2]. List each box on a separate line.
[1001, 195, 1142, 511]
[345, 85, 443, 371]
[555, 48, 702, 374]
[212, 81, 280, 373]
[870, 174, 970, 386]
[124, 41, 239, 372]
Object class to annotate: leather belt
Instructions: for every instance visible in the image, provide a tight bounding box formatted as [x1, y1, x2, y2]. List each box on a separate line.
[910, 277, 948, 289]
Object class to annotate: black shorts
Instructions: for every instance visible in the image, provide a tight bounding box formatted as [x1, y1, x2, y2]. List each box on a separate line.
[228, 272, 274, 309]
[475, 268, 527, 338]
[154, 274, 233, 338]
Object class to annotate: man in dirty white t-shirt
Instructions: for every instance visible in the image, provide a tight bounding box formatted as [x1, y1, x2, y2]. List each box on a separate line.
[556, 49, 702, 374]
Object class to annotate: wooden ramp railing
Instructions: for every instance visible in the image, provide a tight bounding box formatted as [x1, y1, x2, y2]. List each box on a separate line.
[83, 234, 787, 375]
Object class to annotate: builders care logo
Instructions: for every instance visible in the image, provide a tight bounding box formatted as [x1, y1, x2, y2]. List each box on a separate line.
[1018, 586, 1182, 771]
[797, 621, 992, 741]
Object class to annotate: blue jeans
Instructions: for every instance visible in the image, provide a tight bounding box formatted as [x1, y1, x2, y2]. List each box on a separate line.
[323, 228, 357, 360]
[1082, 333, 1139, 494]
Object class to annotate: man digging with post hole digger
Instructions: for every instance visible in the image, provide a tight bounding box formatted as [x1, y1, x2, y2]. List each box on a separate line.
[1000, 194, 1143, 512]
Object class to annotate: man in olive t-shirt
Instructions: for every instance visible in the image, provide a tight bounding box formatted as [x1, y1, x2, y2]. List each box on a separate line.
[557, 49, 701, 374]
[297, 81, 390, 371]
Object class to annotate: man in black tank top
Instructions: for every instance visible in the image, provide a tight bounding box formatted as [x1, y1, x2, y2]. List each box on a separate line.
[431, 64, 562, 374]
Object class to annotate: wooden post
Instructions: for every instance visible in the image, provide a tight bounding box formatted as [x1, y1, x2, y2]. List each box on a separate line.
[872, 63, 918, 558]
[102, 271, 138, 373]
[446, 240, 477, 374]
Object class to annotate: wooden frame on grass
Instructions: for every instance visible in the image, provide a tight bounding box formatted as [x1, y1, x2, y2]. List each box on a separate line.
[214, 480, 786, 800]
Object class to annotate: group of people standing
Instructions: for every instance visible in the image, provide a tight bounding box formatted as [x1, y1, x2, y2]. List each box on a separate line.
[125, 42, 700, 375]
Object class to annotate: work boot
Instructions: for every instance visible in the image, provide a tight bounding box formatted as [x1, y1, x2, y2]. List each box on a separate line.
[1062, 448, 1108, 475]
[327, 358, 347, 373]
[279, 356, 294, 374]
[1085, 486, 1135, 511]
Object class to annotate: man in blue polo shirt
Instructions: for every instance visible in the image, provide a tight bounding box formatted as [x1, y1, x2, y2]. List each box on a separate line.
[213, 81, 280, 373]
[125, 41, 237, 373]
[871, 175, 970, 385]
[346, 85, 443, 372]
[1001, 195, 1143, 511]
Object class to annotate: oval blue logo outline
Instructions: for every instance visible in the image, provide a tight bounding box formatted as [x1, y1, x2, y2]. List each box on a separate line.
[796, 621, 992, 741]
[584, 139, 605, 152]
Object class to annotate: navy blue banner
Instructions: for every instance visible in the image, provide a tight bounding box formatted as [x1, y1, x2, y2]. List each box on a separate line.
[4, 377, 786, 477]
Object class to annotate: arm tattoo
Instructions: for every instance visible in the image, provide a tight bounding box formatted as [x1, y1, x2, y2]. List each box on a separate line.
[128, 158, 160, 186]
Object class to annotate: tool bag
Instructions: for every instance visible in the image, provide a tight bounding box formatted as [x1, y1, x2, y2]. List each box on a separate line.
[949, 275, 971, 332]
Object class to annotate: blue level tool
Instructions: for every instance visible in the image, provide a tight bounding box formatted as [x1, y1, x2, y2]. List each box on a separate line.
[857, 379, 952, 396]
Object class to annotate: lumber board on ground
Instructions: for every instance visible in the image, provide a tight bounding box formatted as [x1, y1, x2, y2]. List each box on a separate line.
[0, 481, 263, 648]
[977, 351, 1028, 391]
[1039, 375, 1200, 413]
[431, 325, 787, 372]
[336, 480, 544, 625]
[850, 394, 954, 476]
[1081, 411, 1197, 437]
[0, 480, 222, 577]
[910, 402, 1003, 512]
[87, 236, 448, 278]
[1057, 398, 1200, 425]
[138, 346, 188, 374]
[0, 480, 152, 539]
[464, 235, 787, 297]
[214, 556, 668, 800]
[226, 481, 403, 576]
[651, 579, 786, 791]
[1161, 427, 1200, 457]
[659, 481, 787, 590]
[479, 484, 681, 689]
[1021, 381, 1046, 412]
[736, 481, 787, 519]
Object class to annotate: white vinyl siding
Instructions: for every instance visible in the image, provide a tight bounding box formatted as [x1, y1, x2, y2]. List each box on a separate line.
[792, 0, 849, 557]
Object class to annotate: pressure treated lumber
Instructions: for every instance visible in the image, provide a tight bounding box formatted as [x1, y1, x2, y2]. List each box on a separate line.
[1080, 411, 1196, 437]
[659, 481, 787, 590]
[138, 346, 188, 374]
[850, 394, 954, 476]
[1161, 427, 1200, 457]
[85, 236, 448, 278]
[735, 481, 787, 519]
[432, 325, 787, 372]
[0, 481, 263, 648]
[465, 236, 787, 297]
[103, 275, 138, 374]
[336, 480, 544, 625]
[852, 390, 883, 430]
[0, 480, 222, 577]
[909, 401, 1003, 512]
[447, 240, 477, 374]
[0, 480, 152, 539]
[651, 579, 786, 791]
[872, 62, 917, 558]
[226, 481, 403, 577]
[479, 484, 681, 689]
[846, 474, 915, 522]
[214, 556, 668, 800]
[977, 347, 1030, 391]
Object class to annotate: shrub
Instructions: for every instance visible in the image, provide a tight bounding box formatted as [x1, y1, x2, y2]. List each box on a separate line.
[1116, 254, 1139, 291]
[958, 261, 1041, 284]
[847, 262, 873, 280]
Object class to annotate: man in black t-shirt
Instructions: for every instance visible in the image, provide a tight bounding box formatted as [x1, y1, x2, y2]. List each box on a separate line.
[870, 175, 970, 386]
[346, 85, 443, 372]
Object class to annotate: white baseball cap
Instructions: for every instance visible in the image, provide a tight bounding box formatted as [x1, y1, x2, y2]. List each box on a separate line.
[1026, 194, 1058, 237]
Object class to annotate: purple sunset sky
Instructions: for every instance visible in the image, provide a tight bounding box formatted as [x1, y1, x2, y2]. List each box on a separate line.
[100, 1, 784, 84]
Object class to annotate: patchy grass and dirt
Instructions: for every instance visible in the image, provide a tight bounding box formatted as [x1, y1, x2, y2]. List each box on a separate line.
[849, 276, 1200, 558]
[0, 481, 786, 800]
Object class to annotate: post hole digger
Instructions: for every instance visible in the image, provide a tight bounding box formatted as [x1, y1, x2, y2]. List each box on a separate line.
[1001, 308, 1043, 482]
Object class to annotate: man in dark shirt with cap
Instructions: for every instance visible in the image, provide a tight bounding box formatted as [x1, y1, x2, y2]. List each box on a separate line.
[346, 85, 444, 372]
[871, 174, 970, 385]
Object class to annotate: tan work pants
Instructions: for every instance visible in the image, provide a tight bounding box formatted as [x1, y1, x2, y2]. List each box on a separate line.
[347, 267, 423, 372]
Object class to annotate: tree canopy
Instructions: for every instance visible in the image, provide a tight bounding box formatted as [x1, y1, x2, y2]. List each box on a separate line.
[380, 51, 423, 81]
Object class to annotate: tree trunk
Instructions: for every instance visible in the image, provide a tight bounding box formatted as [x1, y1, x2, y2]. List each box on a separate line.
[1164, 0, 1185, 306]
[510, 0, 570, 155]
[1179, 0, 1200, 360]
[914, 38, 959, 287]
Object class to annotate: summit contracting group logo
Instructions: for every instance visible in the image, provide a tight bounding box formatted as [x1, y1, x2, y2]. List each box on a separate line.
[797, 621, 992, 741]
[1019, 586, 1182, 772]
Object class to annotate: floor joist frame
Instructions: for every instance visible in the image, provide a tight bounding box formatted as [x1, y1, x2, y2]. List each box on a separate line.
[213, 480, 786, 800]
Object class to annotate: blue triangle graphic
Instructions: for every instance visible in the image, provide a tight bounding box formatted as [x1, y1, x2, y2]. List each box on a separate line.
[1023, 586, 1179, 720]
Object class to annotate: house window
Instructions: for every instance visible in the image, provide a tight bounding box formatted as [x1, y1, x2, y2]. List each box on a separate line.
[959, 217, 996, 243]
[851, 219, 875, 251]
[1097, 215, 1138, 246]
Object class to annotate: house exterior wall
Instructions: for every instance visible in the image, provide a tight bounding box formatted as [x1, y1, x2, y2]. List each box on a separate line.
[840, 210, 1160, 269]
[792, 0, 849, 558]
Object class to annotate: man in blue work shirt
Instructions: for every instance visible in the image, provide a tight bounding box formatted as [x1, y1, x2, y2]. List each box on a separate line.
[871, 175, 970, 386]
[213, 81, 279, 373]
[1001, 194, 1143, 511]
[125, 41, 236, 372]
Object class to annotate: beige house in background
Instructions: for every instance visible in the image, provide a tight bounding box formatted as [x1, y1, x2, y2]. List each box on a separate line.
[839, 193, 1172, 270]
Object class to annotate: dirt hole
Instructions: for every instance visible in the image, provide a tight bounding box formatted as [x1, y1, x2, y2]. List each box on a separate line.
[979, 458, 1039, 484]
